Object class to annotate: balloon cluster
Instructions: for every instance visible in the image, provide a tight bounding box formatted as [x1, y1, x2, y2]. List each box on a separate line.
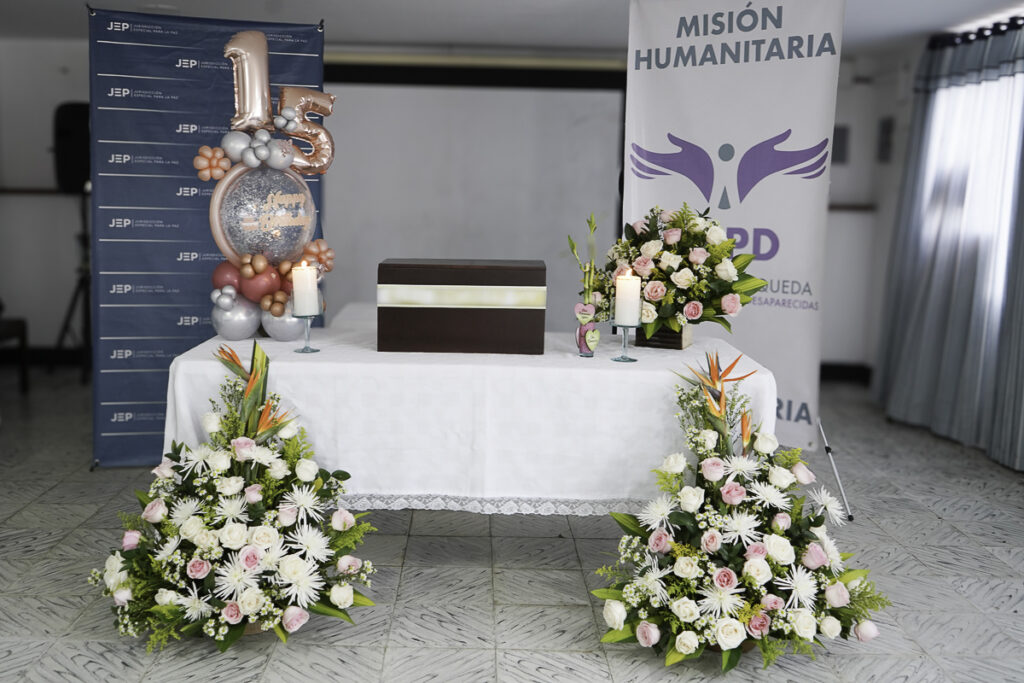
[219, 130, 295, 171]
[193, 146, 232, 181]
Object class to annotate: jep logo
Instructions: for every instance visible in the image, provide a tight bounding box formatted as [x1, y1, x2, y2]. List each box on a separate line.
[629, 129, 829, 210]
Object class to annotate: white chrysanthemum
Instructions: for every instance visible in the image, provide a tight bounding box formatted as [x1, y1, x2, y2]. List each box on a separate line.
[697, 584, 745, 618]
[286, 523, 332, 563]
[819, 533, 844, 575]
[214, 552, 259, 601]
[170, 498, 203, 526]
[214, 495, 250, 524]
[723, 455, 761, 481]
[248, 445, 279, 467]
[153, 535, 181, 563]
[721, 510, 763, 547]
[180, 444, 214, 475]
[262, 539, 287, 570]
[775, 565, 818, 609]
[636, 565, 672, 604]
[808, 486, 847, 526]
[747, 481, 792, 510]
[637, 495, 676, 531]
[181, 584, 214, 622]
[277, 556, 325, 607]
[282, 485, 326, 524]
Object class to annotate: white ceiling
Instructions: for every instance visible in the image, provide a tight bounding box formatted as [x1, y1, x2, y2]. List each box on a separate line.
[2, 0, 1022, 56]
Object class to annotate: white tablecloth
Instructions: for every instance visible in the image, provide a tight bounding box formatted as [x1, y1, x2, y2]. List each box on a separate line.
[164, 318, 776, 515]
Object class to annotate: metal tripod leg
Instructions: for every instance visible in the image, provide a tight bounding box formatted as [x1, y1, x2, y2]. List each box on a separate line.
[818, 419, 854, 522]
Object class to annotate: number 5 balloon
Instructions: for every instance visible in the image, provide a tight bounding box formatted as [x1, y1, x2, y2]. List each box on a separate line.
[279, 87, 337, 175]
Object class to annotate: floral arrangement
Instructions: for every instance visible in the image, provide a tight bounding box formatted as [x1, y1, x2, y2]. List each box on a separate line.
[593, 205, 766, 339]
[90, 342, 376, 652]
[593, 354, 889, 671]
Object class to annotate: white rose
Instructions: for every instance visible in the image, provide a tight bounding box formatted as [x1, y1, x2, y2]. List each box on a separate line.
[714, 259, 738, 282]
[810, 525, 827, 541]
[278, 421, 299, 440]
[819, 615, 842, 639]
[208, 450, 231, 473]
[640, 301, 658, 324]
[675, 630, 700, 655]
[742, 558, 772, 586]
[754, 432, 779, 454]
[237, 588, 266, 615]
[673, 556, 701, 579]
[705, 223, 728, 245]
[670, 267, 696, 289]
[219, 522, 249, 550]
[658, 252, 683, 271]
[216, 476, 245, 496]
[103, 553, 127, 590]
[659, 452, 690, 474]
[768, 466, 796, 489]
[691, 216, 708, 232]
[640, 240, 663, 259]
[201, 412, 221, 434]
[848, 577, 864, 590]
[669, 597, 700, 623]
[294, 459, 319, 483]
[193, 529, 219, 550]
[763, 534, 795, 565]
[179, 516, 204, 541]
[699, 429, 718, 450]
[603, 599, 627, 631]
[277, 554, 308, 583]
[791, 609, 817, 639]
[249, 525, 280, 549]
[330, 583, 354, 609]
[155, 589, 179, 606]
[268, 459, 290, 480]
[714, 617, 746, 650]
[677, 486, 705, 513]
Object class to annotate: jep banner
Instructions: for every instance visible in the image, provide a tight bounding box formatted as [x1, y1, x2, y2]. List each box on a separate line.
[624, 0, 843, 448]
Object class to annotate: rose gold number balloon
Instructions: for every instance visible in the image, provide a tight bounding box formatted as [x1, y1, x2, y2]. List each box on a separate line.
[225, 31, 273, 132]
[279, 86, 337, 175]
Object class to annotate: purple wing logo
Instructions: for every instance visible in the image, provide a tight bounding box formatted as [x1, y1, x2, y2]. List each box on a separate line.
[736, 130, 829, 202]
[630, 134, 714, 202]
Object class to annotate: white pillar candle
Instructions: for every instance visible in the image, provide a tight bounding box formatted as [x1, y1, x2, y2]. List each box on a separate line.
[614, 270, 641, 326]
[291, 261, 319, 317]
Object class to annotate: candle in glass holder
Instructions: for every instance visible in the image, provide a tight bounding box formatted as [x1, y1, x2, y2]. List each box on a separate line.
[291, 261, 319, 317]
[614, 270, 641, 326]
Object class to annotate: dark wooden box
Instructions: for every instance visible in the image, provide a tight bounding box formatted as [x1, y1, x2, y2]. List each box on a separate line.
[377, 259, 546, 354]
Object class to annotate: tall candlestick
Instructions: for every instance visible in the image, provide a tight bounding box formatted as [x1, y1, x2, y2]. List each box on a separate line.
[291, 261, 319, 317]
[614, 270, 641, 326]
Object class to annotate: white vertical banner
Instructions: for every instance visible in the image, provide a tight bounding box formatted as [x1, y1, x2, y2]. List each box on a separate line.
[624, 0, 844, 449]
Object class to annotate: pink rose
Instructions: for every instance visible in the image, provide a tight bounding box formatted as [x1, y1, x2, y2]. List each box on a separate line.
[663, 227, 682, 245]
[825, 581, 851, 607]
[278, 505, 298, 527]
[701, 529, 722, 553]
[761, 594, 785, 611]
[682, 301, 703, 321]
[186, 557, 211, 580]
[747, 612, 771, 639]
[745, 542, 767, 560]
[141, 498, 167, 524]
[721, 293, 742, 316]
[688, 247, 709, 265]
[701, 457, 725, 482]
[635, 620, 660, 647]
[632, 218, 648, 234]
[331, 509, 356, 531]
[648, 528, 673, 554]
[239, 545, 263, 572]
[713, 567, 738, 590]
[854, 620, 879, 642]
[772, 513, 792, 532]
[802, 542, 829, 570]
[658, 210, 672, 223]
[222, 601, 243, 625]
[632, 255, 655, 278]
[720, 481, 747, 505]
[151, 457, 175, 479]
[244, 484, 263, 504]
[121, 530, 142, 551]
[612, 264, 632, 281]
[282, 606, 309, 633]
[336, 555, 363, 574]
[792, 463, 816, 485]
[113, 587, 132, 606]
[231, 436, 256, 461]
[643, 280, 667, 302]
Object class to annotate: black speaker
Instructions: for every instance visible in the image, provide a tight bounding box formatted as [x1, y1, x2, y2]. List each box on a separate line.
[54, 102, 90, 193]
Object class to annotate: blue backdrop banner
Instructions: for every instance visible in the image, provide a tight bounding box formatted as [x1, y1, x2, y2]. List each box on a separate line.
[89, 9, 324, 467]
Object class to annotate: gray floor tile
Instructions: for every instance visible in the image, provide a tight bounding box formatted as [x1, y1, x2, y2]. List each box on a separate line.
[2, 503, 103, 529]
[905, 545, 1017, 578]
[404, 536, 492, 567]
[382, 647, 496, 683]
[357, 509, 412, 535]
[497, 649, 611, 683]
[389, 604, 495, 648]
[935, 656, 1024, 683]
[146, 635, 273, 682]
[986, 546, 1024, 575]
[0, 640, 53, 680]
[575, 538, 619, 570]
[23, 640, 151, 683]
[0, 528, 71, 559]
[491, 514, 571, 538]
[950, 520, 1024, 546]
[358, 533, 408, 566]
[949, 577, 1024, 614]
[829, 654, 950, 683]
[495, 605, 598, 651]
[494, 569, 590, 606]
[493, 537, 580, 570]
[397, 566, 493, 606]
[411, 510, 490, 536]
[897, 611, 1022, 656]
[296, 606, 392, 646]
[0, 596, 92, 639]
[568, 515, 625, 539]
[262, 643, 384, 682]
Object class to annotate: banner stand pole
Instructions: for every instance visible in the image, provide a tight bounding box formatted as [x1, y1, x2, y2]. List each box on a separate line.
[818, 418, 854, 521]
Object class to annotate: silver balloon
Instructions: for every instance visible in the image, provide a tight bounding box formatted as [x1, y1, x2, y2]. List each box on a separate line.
[241, 148, 260, 168]
[210, 289, 222, 304]
[264, 139, 295, 170]
[221, 131, 251, 162]
[261, 302, 305, 341]
[254, 145, 270, 161]
[254, 129, 272, 144]
[216, 294, 234, 310]
[211, 296, 261, 340]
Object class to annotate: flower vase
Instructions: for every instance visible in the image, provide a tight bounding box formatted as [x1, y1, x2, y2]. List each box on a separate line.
[244, 623, 262, 636]
[573, 302, 600, 357]
[634, 324, 695, 350]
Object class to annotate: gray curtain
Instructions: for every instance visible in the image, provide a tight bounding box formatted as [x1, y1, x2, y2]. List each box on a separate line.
[875, 23, 1024, 461]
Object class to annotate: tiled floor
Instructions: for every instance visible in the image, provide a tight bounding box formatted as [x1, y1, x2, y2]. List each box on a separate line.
[2, 368, 1024, 682]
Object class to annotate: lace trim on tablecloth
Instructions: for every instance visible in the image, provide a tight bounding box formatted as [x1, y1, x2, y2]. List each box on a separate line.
[336, 493, 645, 516]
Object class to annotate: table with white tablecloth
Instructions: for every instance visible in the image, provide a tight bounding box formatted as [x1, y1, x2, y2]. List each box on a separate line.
[164, 319, 776, 515]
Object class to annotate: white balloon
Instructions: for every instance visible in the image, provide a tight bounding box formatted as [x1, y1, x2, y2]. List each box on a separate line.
[216, 294, 234, 311]
[254, 129, 272, 144]
[254, 145, 271, 161]
[210, 289, 223, 304]
[281, 106, 297, 120]
[221, 285, 237, 297]
[220, 131, 251, 163]
[285, 120, 299, 133]
[241, 148, 260, 168]
[273, 115, 288, 129]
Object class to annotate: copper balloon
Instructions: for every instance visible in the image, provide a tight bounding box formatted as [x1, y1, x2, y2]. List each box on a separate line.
[272, 289, 289, 304]
[211, 260, 242, 290]
[260, 294, 274, 311]
[278, 260, 293, 277]
[303, 238, 335, 272]
[269, 301, 286, 317]
[240, 263, 255, 279]
[224, 31, 273, 132]
[278, 86, 337, 175]
[251, 253, 268, 274]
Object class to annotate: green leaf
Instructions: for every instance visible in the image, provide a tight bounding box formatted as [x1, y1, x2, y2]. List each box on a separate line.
[665, 316, 681, 333]
[273, 623, 289, 643]
[600, 625, 636, 643]
[840, 552, 855, 561]
[351, 590, 375, 607]
[732, 253, 755, 271]
[147, 604, 181, 620]
[705, 315, 732, 333]
[309, 599, 356, 624]
[590, 588, 624, 601]
[216, 623, 246, 652]
[180, 620, 204, 637]
[134, 489, 153, 508]
[732, 275, 768, 295]
[665, 648, 686, 667]
[332, 470, 351, 482]
[721, 646, 743, 672]
[641, 321, 658, 339]
[609, 512, 649, 540]
[839, 569, 869, 585]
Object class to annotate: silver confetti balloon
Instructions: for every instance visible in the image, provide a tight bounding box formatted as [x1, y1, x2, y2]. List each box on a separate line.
[211, 295, 261, 340]
[261, 302, 305, 341]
